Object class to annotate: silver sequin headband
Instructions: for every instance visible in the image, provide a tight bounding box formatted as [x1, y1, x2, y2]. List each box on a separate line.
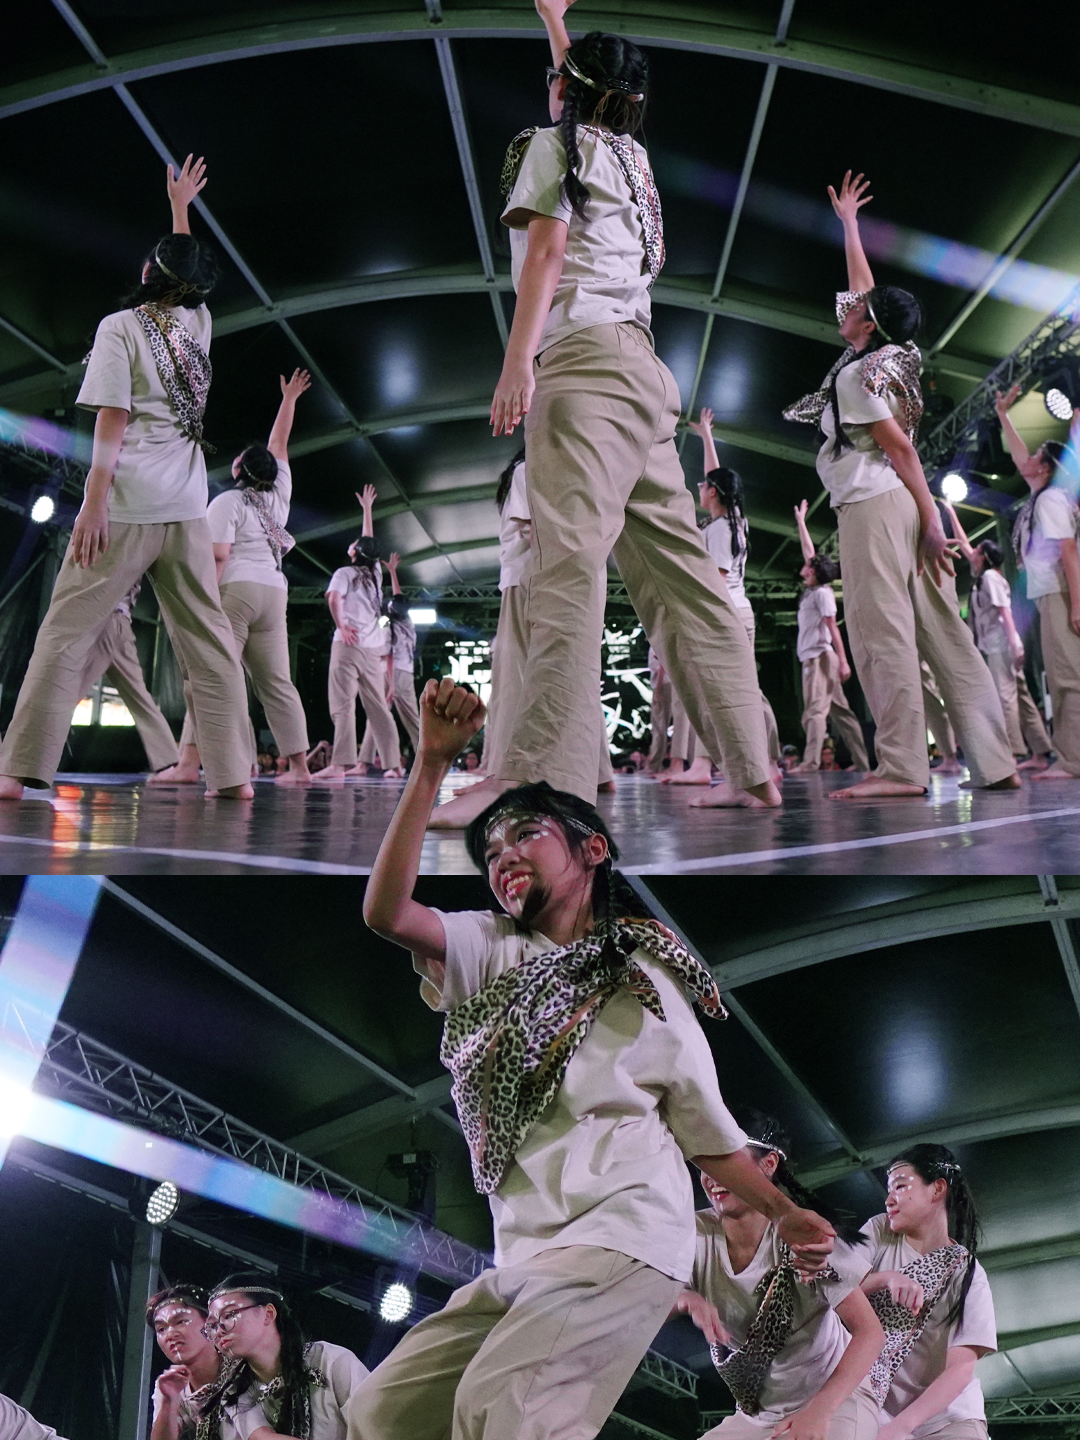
[562, 54, 644, 102]
[746, 1136, 788, 1160]
[864, 293, 893, 344]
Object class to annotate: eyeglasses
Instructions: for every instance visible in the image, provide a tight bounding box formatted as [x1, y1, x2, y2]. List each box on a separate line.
[545, 67, 562, 87]
[201, 1303, 262, 1339]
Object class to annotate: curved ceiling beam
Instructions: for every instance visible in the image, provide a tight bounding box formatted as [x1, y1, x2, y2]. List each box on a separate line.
[3, 7, 1079, 135]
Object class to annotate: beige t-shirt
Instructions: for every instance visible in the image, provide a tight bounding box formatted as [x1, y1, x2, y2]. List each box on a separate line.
[692, 1215, 871, 1422]
[207, 462, 292, 591]
[969, 568, 1012, 655]
[225, 1342, 367, 1440]
[326, 564, 384, 649]
[703, 516, 752, 612]
[0, 1395, 66, 1440]
[503, 127, 653, 354]
[1020, 487, 1077, 600]
[77, 305, 212, 524]
[798, 585, 838, 662]
[817, 361, 906, 509]
[499, 462, 532, 591]
[861, 1214, 996, 1437]
[418, 910, 748, 1281]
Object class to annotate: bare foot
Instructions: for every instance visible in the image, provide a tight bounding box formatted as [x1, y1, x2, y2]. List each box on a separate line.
[597, 779, 617, 793]
[1033, 763, 1080, 781]
[382, 767, 406, 779]
[428, 777, 515, 829]
[148, 763, 201, 785]
[668, 758, 713, 785]
[828, 777, 927, 800]
[933, 756, 963, 774]
[790, 761, 820, 774]
[1018, 754, 1051, 771]
[204, 782, 255, 800]
[312, 765, 350, 782]
[659, 761, 686, 785]
[960, 772, 1021, 790]
[0, 776, 25, 801]
[688, 779, 781, 809]
[275, 768, 312, 786]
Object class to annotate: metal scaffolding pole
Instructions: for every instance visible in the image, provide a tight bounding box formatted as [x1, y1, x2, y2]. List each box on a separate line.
[117, 1221, 161, 1440]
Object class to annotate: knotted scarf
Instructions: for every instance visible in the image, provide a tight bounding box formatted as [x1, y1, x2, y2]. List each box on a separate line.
[133, 302, 214, 451]
[866, 1243, 970, 1404]
[241, 487, 295, 571]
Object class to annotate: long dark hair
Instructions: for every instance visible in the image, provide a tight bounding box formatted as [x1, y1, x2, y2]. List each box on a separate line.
[702, 467, 747, 563]
[556, 32, 648, 218]
[199, 1274, 311, 1440]
[496, 446, 526, 514]
[801, 553, 839, 590]
[973, 538, 1003, 590]
[236, 442, 279, 491]
[888, 1143, 981, 1326]
[122, 233, 220, 308]
[730, 1106, 865, 1245]
[829, 285, 923, 460]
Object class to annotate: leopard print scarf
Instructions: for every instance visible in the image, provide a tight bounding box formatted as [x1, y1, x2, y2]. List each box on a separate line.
[241, 487, 295, 571]
[866, 1243, 970, 1404]
[440, 920, 725, 1195]
[709, 1244, 842, 1415]
[133, 302, 214, 451]
[194, 1350, 325, 1440]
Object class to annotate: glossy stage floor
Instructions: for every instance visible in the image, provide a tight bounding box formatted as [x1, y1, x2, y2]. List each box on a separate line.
[0, 768, 1079, 875]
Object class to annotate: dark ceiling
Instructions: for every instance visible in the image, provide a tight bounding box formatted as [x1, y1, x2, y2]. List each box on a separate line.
[2, 0, 1079, 597]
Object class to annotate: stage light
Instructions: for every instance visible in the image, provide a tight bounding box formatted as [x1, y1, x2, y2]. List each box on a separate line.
[409, 608, 437, 626]
[30, 495, 55, 524]
[0, 1075, 33, 1140]
[146, 1179, 180, 1225]
[379, 1282, 413, 1324]
[1045, 388, 1074, 422]
[940, 473, 968, 504]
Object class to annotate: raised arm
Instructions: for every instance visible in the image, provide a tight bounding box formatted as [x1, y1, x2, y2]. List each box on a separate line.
[688, 406, 721, 476]
[363, 679, 486, 959]
[267, 368, 311, 461]
[794, 499, 816, 564]
[941, 501, 976, 562]
[535, 0, 575, 69]
[827, 171, 875, 294]
[387, 551, 403, 596]
[355, 483, 377, 539]
[166, 154, 206, 236]
[692, 1148, 836, 1253]
[994, 384, 1033, 472]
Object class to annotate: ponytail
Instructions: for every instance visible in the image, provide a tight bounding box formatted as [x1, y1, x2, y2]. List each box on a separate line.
[888, 1143, 981, 1326]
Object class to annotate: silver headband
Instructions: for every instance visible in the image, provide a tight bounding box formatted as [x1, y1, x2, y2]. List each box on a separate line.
[864, 293, 893, 344]
[562, 54, 644, 102]
[746, 1137, 787, 1161]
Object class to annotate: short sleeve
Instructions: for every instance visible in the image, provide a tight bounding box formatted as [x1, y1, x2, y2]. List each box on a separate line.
[502, 129, 573, 229]
[812, 1236, 873, 1309]
[982, 570, 1011, 609]
[1036, 488, 1077, 542]
[326, 568, 351, 597]
[705, 521, 734, 571]
[176, 303, 212, 354]
[318, 1342, 370, 1410]
[950, 1264, 997, 1353]
[655, 987, 749, 1160]
[206, 492, 241, 544]
[273, 460, 293, 510]
[506, 463, 531, 522]
[223, 1394, 270, 1440]
[0, 1396, 62, 1440]
[77, 314, 134, 413]
[835, 362, 895, 426]
[412, 909, 507, 1012]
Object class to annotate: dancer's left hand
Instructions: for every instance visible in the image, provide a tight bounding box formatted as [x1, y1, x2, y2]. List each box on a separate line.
[917, 520, 958, 586]
[491, 358, 535, 436]
[1070, 603, 1080, 638]
[777, 1208, 836, 1255]
[166, 154, 207, 210]
[71, 497, 110, 567]
[771, 1400, 835, 1440]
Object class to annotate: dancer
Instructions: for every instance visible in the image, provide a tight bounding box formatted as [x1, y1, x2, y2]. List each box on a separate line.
[860, 1145, 996, 1440]
[198, 1274, 368, 1440]
[919, 662, 962, 775]
[74, 581, 180, 775]
[995, 385, 1080, 779]
[791, 500, 868, 773]
[357, 559, 420, 768]
[678, 1110, 883, 1440]
[0, 156, 253, 801]
[165, 369, 314, 786]
[428, 0, 777, 825]
[783, 171, 1016, 800]
[944, 502, 1052, 768]
[315, 486, 403, 781]
[0, 1397, 69, 1440]
[148, 1284, 232, 1440]
[354, 677, 836, 1440]
[645, 644, 672, 772]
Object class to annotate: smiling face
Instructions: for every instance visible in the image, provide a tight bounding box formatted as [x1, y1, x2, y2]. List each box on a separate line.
[702, 1147, 778, 1220]
[800, 561, 817, 587]
[153, 1303, 216, 1369]
[885, 1163, 947, 1236]
[482, 813, 605, 928]
[204, 1292, 276, 1362]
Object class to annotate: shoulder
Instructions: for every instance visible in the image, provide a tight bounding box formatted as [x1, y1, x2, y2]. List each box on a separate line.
[308, 1340, 368, 1375]
[859, 1211, 894, 1255]
[208, 488, 242, 516]
[695, 1207, 723, 1240]
[327, 567, 352, 590]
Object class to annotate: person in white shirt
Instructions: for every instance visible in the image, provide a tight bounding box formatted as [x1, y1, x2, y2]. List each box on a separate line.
[0, 1397, 68, 1440]
[995, 384, 1080, 778]
[677, 1110, 883, 1440]
[859, 1145, 995, 1440]
[943, 504, 1053, 769]
[358, 552, 418, 767]
[783, 171, 1016, 801]
[0, 157, 252, 801]
[147, 1284, 229, 1440]
[354, 677, 836, 1440]
[164, 369, 314, 786]
[427, 1, 776, 826]
[199, 1275, 367, 1440]
[315, 486, 403, 781]
[791, 501, 868, 773]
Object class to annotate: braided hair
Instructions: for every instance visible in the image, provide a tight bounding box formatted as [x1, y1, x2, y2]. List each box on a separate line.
[235, 442, 279, 492]
[888, 1143, 981, 1326]
[123, 233, 221, 309]
[730, 1106, 866, 1245]
[496, 446, 527, 514]
[702, 467, 747, 565]
[199, 1275, 312, 1440]
[828, 285, 923, 461]
[973, 538, 1003, 590]
[555, 32, 649, 219]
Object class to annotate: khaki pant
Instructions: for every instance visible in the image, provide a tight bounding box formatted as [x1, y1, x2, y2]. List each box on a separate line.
[346, 1245, 684, 1440]
[920, 660, 957, 760]
[646, 669, 672, 769]
[328, 642, 400, 769]
[181, 581, 309, 758]
[486, 582, 618, 791]
[505, 322, 769, 800]
[77, 610, 179, 773]
[703, 1382, 880, 1440]
[907, 1423, 988, 1440]
[1037, 590, 1080, 773]
[836, 486, 1014, 789]
[0, 519, 251, 792]
[668, 612, 778, 768]
[359, 669, 420, 764]
[800, 648, 869, 769]
[983, 648, 1053, 757]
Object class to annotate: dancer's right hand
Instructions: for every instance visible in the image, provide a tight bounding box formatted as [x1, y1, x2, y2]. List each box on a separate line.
[418, 678, 486, 765]
[356, 484, 377, 511]
[670, 1290, 733, 1346]
[535, 0, 577, 19]
[153, 1366, 191, 1404]
[917, 519, 957, 586]
[827, 171, 872, 224]
[865, 1270, 925, 1314]
[795, 499, 809, 523]
[777, 1206, 836, 1255]
[71, 497, 110, 567]
[994, 384, 1021, 420]
[491, 357, 535, 436]
[688, 406, 715, 439]
[339, 623, 360, 645]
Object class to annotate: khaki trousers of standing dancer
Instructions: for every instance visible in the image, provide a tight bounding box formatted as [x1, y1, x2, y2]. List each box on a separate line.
[836, 486, 1014, 789]
[800, 649, 869, 770]
[920, 659, 957, 760]
[346, 1245, 683, 1440]
[983, 648, 1052, 758]
[741, 611, 781, 763]
[646, 671, 672, 769]
[486, 581, 618, 791]
[0, 519, 251, 792]
[701, 1383, 879, 1440]
[1037, 591, 1080, 774]
[181, 581, 309, 759]
[77, 611, 179, 773]
[668, 611, 777, 769]
[359, 672, 420, 764]
[505, 322, 769, 801]
[328, 642, 401, 769]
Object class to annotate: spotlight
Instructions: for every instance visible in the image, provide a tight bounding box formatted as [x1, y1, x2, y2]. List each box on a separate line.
[0, 1074, 33, 1140]
[30, 495, 55, 524]
[145, 1180, 180, 1226]
[379, 1282, 413, 1324]
[940, 473, 968, 504]
[409, 608, 437, 626]
[1045, 388, 1074, 423]
[1041, 361, 1080, 422]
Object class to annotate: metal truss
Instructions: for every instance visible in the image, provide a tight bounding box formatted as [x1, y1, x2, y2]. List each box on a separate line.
[986, 1396, 1080, 1422]
[634, 1351, 699, 1401]
[288, 575, 800, 611]
[699, 1414, 735, 1434]
[0, 432, 87, 497]
[920, 282, 1080, 475]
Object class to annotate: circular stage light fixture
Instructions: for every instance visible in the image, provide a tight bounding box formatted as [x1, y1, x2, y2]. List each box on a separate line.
[1045, 387, 1074, 422]
[940, 473, 968, 504]
[379, 1282, 413, 1324]
[30, 495, 55, 524]
[146, 1180, 180, 1226]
